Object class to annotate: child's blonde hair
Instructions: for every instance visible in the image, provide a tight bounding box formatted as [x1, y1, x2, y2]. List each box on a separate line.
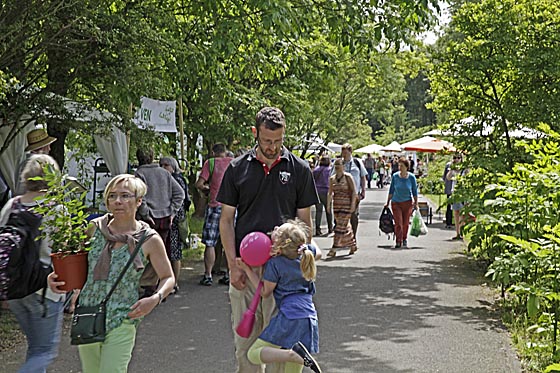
[272, 219, 316, 281]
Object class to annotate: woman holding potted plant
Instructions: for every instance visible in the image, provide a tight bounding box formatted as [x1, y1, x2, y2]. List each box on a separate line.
[1, 154, 65, 373]
[48, 174, 174, 373]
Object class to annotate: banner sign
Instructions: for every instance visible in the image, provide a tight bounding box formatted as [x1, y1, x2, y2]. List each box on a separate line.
[133, 97, 176, 133]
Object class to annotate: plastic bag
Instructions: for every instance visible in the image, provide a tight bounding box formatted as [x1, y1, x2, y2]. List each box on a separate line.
[411, 209, 428, 237]
[410, 210, 422, 237]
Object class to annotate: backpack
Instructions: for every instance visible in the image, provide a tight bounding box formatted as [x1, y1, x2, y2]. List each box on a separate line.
[379, 207, 395, 235]
[0, 199, 52, 300]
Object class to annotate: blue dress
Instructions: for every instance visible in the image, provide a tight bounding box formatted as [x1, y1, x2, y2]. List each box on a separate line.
[259, 245, 319, 353]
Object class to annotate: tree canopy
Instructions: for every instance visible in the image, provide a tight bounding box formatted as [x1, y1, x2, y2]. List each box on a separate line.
[0, 0, 441, 166]
[428, 0, 560, 171]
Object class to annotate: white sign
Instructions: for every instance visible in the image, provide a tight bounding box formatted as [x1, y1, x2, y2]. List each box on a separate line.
[133, 97, 176, 133]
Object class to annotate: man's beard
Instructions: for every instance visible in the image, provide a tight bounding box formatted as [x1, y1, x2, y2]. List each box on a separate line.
[258, 144, 280, 160]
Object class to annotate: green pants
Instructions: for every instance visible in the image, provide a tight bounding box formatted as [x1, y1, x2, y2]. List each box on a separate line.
[248, 338, 303, 373]
[78, 320, 137, 373]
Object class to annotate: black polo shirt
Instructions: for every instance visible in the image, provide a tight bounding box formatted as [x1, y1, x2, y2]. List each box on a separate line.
[217, 146, 319, 256]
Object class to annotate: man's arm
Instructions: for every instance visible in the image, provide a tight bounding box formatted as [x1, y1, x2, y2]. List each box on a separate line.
[219, 203, 246, 290]
[296, 206, 313, 243]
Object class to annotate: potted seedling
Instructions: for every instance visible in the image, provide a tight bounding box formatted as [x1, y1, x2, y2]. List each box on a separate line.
[32, 164, 90, 291]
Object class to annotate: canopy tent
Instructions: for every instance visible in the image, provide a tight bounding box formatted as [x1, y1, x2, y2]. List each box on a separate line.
[327, 142, 343, 153]
[355, 143, 383, 154]
[0, 122, 34, 191]
[298, 137, 338, 154]
[423, 116, 544, 139]
[403, 139, 456, 153]
[401, 136, 437, 149]
[381, 141, 402, 152]
[0, 98, 128, 192]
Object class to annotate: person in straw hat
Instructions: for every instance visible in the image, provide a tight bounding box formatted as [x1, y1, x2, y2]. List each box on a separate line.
[14, 128, 57, 196]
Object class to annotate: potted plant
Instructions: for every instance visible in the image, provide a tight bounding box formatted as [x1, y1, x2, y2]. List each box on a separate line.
[32, 164, 90, 291]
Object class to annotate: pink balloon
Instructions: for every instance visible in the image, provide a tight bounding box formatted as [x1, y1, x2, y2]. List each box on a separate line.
[240, 232, 272, 266]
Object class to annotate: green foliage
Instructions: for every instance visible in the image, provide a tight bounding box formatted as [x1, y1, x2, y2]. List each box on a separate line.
[428, 0, 560, 172]
[31, 164, 90, 254]
[455, 130, 560, 369]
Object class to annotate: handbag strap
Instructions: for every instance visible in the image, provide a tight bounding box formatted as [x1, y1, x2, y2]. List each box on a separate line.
[101, 231, 149, 304]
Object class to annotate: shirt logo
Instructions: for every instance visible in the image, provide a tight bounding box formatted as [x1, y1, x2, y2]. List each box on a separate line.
[279, 171, 291, 184]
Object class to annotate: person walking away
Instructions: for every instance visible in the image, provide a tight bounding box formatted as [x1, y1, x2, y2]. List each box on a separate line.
[217, 106, 318, 373]
[14, 129, 57, 196]
[237, 220, 323, 373]
[135, 148, 184, 296]
[408, 155, 415, 173]
[340, 144, 367, 241]
[442, 156, 455, 229]
[159, 156, 191, 293]
[1, 155, 65, 373]
[391, 156, 399, 175]
[326, 158, 358, 257]
[384, 157, 418, 248]
[446, 154, 466, 240]
[376, 157, 386, 188]
[48, 174, 174, 373]
[195, 143, 233, 286]
[363, 153, 375, 189]
[312, 155, 332, 237]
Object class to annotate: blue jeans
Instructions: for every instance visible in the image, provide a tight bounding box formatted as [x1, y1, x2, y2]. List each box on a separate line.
[8, 292, 64, 373]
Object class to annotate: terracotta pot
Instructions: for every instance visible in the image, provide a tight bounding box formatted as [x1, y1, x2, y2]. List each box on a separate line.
[50, 251, 88, 291]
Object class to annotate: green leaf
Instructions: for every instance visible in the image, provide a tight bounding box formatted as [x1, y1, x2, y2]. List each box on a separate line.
[527, 294, 539, 318]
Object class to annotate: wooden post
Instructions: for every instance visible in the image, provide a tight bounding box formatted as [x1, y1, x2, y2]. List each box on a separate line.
[127, 103, 133, 159]
[178, 97, 184, 163]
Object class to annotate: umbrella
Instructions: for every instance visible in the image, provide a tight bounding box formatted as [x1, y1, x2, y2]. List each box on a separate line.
[355, 143, 383, 154]
[381, 141, 402, 152]
[403, 139, 456, 153]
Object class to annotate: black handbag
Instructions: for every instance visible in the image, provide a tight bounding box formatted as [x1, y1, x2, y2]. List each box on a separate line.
[70, 232, 148, 345]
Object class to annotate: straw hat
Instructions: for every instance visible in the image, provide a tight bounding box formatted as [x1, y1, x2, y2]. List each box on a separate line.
[25, 129, 57, 152]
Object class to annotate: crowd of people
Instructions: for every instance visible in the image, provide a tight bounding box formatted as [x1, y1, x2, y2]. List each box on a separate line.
[1, 108, 469, 373]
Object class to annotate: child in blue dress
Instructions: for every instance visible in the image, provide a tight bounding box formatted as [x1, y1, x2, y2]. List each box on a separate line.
[236, 219, 323, 373]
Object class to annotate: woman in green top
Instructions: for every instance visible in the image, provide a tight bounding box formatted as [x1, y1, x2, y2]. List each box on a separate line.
[49, 174, 174, 373]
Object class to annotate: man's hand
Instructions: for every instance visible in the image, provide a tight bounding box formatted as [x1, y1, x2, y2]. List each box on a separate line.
[229, 265, 247, 290]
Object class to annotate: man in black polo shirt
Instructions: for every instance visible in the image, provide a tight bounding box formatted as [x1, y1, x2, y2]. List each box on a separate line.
[217, 107, 318, 373]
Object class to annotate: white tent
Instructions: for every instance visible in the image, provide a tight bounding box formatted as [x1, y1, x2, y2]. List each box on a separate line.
[401, 136, 437, 149]
[355, 143, 383, 154]
[327, 142, 343, 153]
[381, 141, 402, 152]
[424, 116, 544, 139]
[0, 99, 127, 192]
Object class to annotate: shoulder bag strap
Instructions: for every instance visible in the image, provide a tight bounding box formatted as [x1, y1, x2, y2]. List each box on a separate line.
[101, 230, 149, 304]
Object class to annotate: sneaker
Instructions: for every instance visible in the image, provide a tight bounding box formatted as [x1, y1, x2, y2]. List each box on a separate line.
[218, 275, 229, 285]
[403, 240, 408, 248]
[395, 242, 402, 249]
[199, 276, 213, 286]
[292, 341, 322, 373]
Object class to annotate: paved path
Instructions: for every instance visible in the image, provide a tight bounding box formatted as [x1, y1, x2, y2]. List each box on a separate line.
[5, 188, 521, 372]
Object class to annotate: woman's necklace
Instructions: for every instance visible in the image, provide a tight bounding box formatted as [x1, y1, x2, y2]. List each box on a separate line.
[336, 174, 344, 183]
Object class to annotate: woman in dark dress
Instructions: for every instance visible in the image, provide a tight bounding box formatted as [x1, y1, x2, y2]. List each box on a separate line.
[160, 156, 191, 293]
